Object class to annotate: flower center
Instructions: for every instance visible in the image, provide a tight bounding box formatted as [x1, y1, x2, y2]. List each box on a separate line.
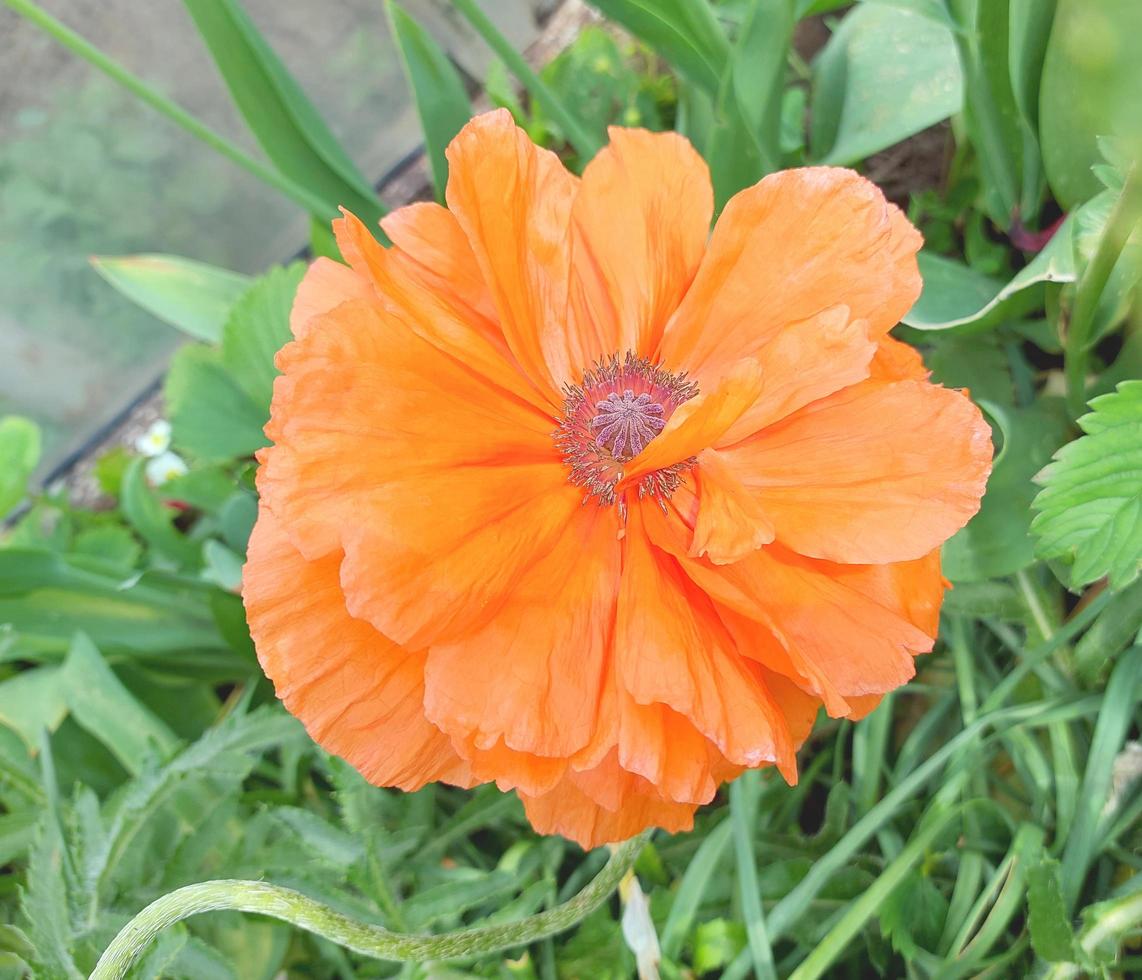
[555, 353, 698, 516]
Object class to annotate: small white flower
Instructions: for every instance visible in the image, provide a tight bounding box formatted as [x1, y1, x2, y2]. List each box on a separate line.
[134, 419, 172, 457]
[145, 450, 188, 487]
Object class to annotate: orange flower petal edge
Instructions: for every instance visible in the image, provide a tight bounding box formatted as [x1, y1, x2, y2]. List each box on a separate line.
[243, 109, 992, 850]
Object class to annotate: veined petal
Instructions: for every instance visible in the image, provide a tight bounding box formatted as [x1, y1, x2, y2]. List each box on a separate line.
[445, 109, 577, 402]
[290, 257, 371, 341]
[242, 509, 470, 791]
[257, 299, 556, 562]
[521, 754, 697, 849]
[423, 505, 620, 759]
[569, 127, 713, 361]
[719, 379, 993, 564]
[659, 168, 921, 378]
[617, 503, 797, 778]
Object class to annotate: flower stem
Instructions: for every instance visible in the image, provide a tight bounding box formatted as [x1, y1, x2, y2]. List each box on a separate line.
[1064, 165, 1142, 417]
[91, 831, 650, 979]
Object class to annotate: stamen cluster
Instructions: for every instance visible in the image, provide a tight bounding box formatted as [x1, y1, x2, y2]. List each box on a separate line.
[555, 353, 698, 516]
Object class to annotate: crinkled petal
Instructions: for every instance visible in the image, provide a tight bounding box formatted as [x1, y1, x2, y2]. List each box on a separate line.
[689, 449, 775, 564]
[521, 754, 697, 849]
[423, 505, 620, 759]
[290, 257, 372, 341]
[333, 209, 547, 412]
[659, 167, 922, 379]
[242, 509, 470, 790]
[445, 109, 577, 402]
[719, 379, 992, 564]
[257, 299, 556, 562]
[616, 503, 797, 778]
[569, 127, 713, 361]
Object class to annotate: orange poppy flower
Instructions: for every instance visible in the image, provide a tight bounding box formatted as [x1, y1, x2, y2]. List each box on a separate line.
[242, 110, 992, 849]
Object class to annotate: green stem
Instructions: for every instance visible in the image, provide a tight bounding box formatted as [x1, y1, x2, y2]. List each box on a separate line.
[91, 831, 649, 979]
[3, 0, 334, 219]
[450, 0, 601, 161]
[1064, 165, 1142, 416]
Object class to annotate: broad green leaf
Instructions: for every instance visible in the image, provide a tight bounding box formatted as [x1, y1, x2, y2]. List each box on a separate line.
[0, 416, 41, 517]
[1040, 0, 1142, 209]
[943, 399, 1070, 582]
[1027, 857, 1077, 962]
[71, 525, 142, 569]
[904, 220, 1077, 330]
[120, 458, 201, 569]
[0, 667, 67, 750]
[182, 0, 384, 226]
[1032, 380, 1142, 590]
[165, 346, 269, 460]
[90, 254, 250, 343]
[810, 3, 962, 164]
[386, 1, 472, 201]
[220, 263, 304, 412]
[0, 550, 228, 660]
[693, 919, 747, 974]
[61, 633, 179, 774]
[587, 0, 730, 95]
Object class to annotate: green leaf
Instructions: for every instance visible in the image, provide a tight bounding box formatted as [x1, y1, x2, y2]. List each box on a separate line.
[1031, 380, 1142, 590]
[904, 221, 1077, 330]
[61, 633, 179, 774]
[72, 525, 142, 569]
[0, 416, 41, 517]
[1027, 857, 1077, 962]
[120, 458, 202, 568]
[181, 0, 384, 226]
[220, 263, 304, 412]
[587, 0, 730, 95]
[386, 1, 472, 201]
[90, 254, 250, 343]
[810, 3, 962, 164]
[943, 399, 1070, 582]
[165, 346, 269, 460]
[0, 667, 67, 750]
[1073, 576, 1142, 684]
[21, 817, 83, 980]
[879, 870, 949, 957]
[1040, 0, 1142, 209]
[692, 919, 747, 974]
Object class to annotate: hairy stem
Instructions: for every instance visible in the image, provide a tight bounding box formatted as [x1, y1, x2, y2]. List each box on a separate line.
[91, 831, 649, 979]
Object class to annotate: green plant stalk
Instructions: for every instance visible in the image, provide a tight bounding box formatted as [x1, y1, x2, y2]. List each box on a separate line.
[450, 0, 601, 161]
[729, 776, 778, 980]
[90, 831, 650, 979]
[1064, 165, 1142, 416]
[3, 0, 335, 220]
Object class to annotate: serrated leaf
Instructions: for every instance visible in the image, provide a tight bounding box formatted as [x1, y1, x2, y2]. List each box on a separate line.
[120, 459, 201, 568]
[219, 263, 305, 413]
[165, 346, 269, 461]
[90, 254, 250, 343]
[1027, 857, 1078, 962]
[21, 818, 83, 980]
[1032, 380, 1142, 589]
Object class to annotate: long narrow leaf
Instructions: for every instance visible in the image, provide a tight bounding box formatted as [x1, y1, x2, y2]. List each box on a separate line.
[182, 0, 385, 226]
[386, 1, 472, 200]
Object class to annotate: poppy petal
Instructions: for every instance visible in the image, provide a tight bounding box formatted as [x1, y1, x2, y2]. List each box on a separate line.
[242, 509, 470, 791]
[257, 300, 556, 562]
[689, 448, 775, 564]
[569, 127, 713, 361]
[423, 505, 621, 759]
[719, 379, 992, 564]
[445, 109, 577, 403]
[290, 257, 371, 341]
[659, 167, 921, 377]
